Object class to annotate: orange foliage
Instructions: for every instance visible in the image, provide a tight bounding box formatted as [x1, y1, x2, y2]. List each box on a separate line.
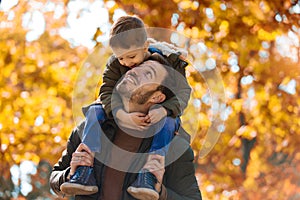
[1, 0, 300, 199]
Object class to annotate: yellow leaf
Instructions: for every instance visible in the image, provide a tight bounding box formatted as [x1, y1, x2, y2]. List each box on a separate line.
[268, 95, 282, 113]
[258, 29, 280, 41]
[236, 125, 257, 139]
[232, 99, 243, 112]
[178, 0, 192, 9]
[219, 20, 229, 32]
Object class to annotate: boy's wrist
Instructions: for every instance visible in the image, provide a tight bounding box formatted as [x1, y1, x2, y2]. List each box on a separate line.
[112, 106, 123, 118]
[162, 107, 168, 117]
[165, 108, 172, 116]
[116, 108, 125, 119]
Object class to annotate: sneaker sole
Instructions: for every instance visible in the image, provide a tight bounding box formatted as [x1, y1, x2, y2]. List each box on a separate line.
[60, 182, 98, 196]
[127, 186, 159, 200]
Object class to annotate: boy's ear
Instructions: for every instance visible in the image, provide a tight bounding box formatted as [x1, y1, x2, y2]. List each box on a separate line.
[150, 91, 166, 103]
[144, 40, 150, 52]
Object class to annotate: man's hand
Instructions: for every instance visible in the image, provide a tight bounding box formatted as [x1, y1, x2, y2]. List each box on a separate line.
[147, 106, 167, 125]
[143, 154, 165, 193]
[116, 109, 150, 130]
[70, 143, 94, 176]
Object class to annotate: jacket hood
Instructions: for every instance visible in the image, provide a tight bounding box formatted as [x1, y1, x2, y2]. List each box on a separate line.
[147, 38, 188, 58]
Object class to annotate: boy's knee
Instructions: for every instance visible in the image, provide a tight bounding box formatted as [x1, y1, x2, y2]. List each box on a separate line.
[163, 117, 177, 131]
[92, 105, 106, 121]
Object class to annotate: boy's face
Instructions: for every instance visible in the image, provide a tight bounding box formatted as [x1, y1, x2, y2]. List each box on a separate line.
[112, 44, 148, 68]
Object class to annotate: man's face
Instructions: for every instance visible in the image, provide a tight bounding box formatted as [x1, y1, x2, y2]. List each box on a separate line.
[112, 45, 147, 68]
[116, 60, 167, 103]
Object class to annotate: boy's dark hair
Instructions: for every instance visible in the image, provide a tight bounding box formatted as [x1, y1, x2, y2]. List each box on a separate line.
[109, 15, 147, 49]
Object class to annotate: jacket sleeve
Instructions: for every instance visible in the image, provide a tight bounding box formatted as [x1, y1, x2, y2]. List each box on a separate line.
[162, 139, 202, 200]
[49, 125, 82, 196]
[161, 53, 191, 117]
[99, 57, 124, 119]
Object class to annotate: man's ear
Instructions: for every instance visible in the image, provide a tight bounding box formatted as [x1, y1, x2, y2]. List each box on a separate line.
[150, 91, 166, 103]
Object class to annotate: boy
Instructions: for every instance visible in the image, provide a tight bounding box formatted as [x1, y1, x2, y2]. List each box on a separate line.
[60, 15, 191, 199]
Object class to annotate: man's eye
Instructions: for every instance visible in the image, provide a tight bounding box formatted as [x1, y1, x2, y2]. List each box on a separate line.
[118, 58, 123, 61]
[129, 56, 135, 59]
[146, 71, 152, 78]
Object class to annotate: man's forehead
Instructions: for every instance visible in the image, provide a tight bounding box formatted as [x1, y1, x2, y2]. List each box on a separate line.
[139, 61, 166, 73]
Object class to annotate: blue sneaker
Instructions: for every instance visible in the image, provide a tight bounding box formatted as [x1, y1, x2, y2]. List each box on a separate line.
[127, 169, 159, 200]
[60, 166, 98, 196]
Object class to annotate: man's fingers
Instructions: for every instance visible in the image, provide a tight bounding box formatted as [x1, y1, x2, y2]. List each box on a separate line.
[76, 143, 92, 154]
[73, 151, 94, 162]
[71, 158, 93, 167]
[71, 152, 94, 166]
[72, 154, 93, 164]
[144, 160, 161, 169]
[148, 154, 164, 163]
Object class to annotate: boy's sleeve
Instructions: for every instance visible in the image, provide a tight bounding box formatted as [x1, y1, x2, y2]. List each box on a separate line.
[161, 53, 191, 117]
[99, 58, 124, 119]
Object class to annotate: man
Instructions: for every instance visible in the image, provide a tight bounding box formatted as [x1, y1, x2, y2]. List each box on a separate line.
[49, 60, 202, 200]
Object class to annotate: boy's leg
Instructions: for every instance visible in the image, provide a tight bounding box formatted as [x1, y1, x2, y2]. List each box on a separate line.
[82, 104, 106, 153]
[127, 117, 180, 200]
[148, 117, 179, 156]
[60, 104, 106, 196]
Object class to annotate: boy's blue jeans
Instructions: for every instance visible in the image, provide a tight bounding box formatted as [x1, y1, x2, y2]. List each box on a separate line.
[82, 104, 106, 153]
[82, 104, 180, 156]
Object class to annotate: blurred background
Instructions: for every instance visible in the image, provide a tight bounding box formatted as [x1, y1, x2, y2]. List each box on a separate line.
[0, 0, 300, 199]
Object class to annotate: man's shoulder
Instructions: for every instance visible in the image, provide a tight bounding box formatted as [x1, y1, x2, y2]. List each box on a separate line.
[166, 132, 194, 164]
[177, 126, 191, 143]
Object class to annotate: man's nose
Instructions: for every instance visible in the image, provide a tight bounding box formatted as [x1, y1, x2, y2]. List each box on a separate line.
[129, 69, 139, 79]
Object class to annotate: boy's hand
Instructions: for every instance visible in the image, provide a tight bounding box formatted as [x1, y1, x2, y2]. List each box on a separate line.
[116, 109, 150, 130]
[147, 106, 167, 125]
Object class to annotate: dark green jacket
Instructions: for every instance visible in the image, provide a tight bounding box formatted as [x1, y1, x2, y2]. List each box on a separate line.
[49, 120, 202, 200]
[99, 49, 191, 119]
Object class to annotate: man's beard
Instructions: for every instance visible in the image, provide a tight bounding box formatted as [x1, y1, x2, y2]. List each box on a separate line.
[116, 81, 132, 99]
[117, 78, 160, 105]
[130, 88, 157, 105]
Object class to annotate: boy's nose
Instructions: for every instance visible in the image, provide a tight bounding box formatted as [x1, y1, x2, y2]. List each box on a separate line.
[123, 61, 131, 67]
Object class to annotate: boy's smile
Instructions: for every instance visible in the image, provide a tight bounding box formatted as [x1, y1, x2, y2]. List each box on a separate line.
[112, 44, 149, 68]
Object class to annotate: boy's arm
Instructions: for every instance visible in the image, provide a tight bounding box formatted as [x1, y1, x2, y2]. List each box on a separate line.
[162, 53, 191, 117]
[161, 81, 191, 118]
[148, 45, 191, 118]
[99, 58, 124, 119]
